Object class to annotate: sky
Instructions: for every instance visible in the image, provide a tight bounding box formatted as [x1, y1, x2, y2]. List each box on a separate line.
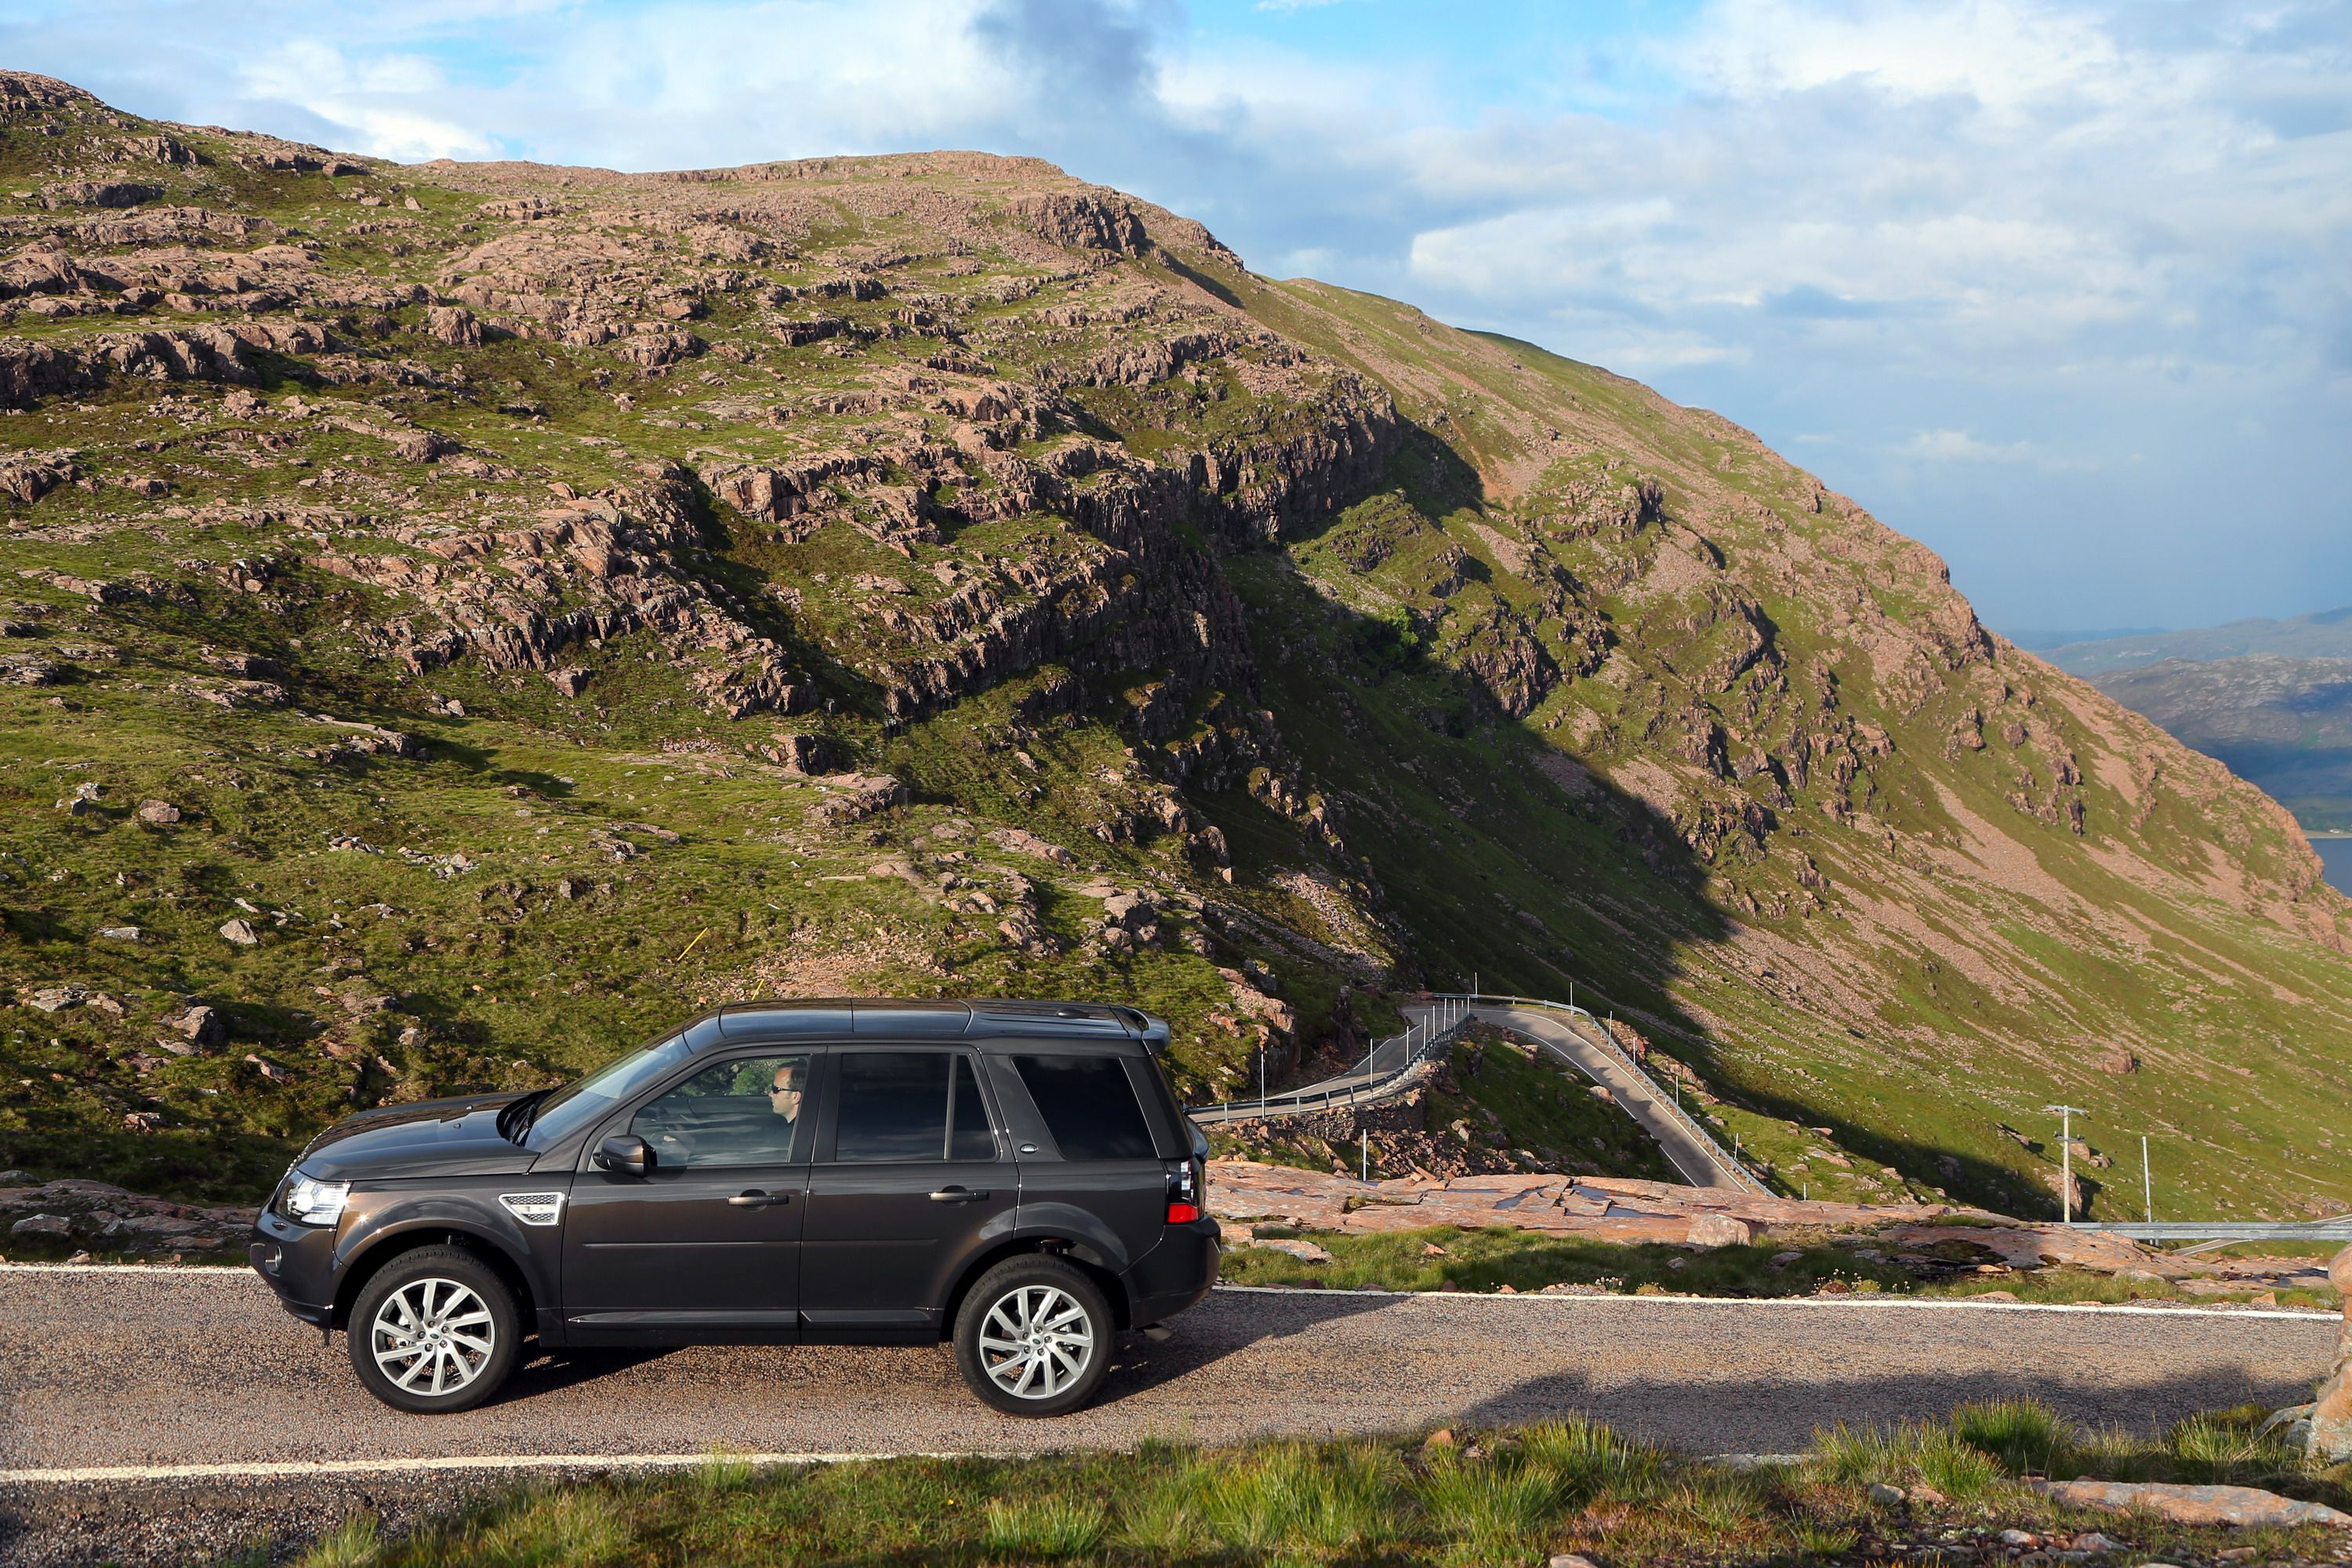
[5, 0, 2349, 633]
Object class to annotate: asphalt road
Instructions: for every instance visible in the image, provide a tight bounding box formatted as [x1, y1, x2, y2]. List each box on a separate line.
[2, 1266, 2330, 1476]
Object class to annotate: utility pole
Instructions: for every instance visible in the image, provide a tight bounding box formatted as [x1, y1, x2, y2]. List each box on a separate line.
[2141, 1135, 2152, 1224]
[2045, 1105, 2089, 1225]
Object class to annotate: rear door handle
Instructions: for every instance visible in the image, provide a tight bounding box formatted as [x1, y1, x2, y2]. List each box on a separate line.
[728, 1190, 785, 1207]
[930, 1186, 989, 1203]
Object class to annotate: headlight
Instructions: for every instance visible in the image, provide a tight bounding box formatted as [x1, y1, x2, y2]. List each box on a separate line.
[278, 1172, 350, 1227]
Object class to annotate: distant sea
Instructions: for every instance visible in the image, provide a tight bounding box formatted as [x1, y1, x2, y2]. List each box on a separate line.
[2316, 837, 2352, 893]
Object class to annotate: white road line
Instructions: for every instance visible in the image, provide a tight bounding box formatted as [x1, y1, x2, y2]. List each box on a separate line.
[0, 1261, 246, 1276]
[0, 1263, 2327, 1319]
[0, 1451, 973, 1486]
[1214, 1284, 2336, 1320]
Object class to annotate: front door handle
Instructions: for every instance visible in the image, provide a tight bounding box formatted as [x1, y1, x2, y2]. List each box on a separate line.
[930, 1186, 989, 1203]
[728, 1190, 785, 1207]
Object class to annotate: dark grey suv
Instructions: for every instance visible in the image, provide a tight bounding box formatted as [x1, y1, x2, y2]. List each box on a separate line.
[249, 1000, 1219, 1417]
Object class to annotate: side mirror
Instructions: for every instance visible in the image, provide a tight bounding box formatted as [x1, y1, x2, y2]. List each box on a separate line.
[593, 1133, 652, 1177]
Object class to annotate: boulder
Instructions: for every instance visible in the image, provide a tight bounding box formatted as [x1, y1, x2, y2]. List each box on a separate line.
[1102, 892, 1157, 933]
[217, 918, 260, 946]
[751, 732, 844, 775]
[1251, 1236, 1334, 1265]
[135, 798, 180, 824]
[162, 1003, 224, 1048]
[2027, 1479, 2350, 1530]
[423, 305, 481, 346]
[1687, 1212, 1754, 1249]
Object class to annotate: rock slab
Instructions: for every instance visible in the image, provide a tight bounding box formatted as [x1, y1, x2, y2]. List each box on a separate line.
[2028, 1479, 2351, 1529]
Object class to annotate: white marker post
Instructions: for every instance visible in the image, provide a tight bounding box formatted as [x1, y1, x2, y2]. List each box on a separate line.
[2045, 1104, 2089, 1225]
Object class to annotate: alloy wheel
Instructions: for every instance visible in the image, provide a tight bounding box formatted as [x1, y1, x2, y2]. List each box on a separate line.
[368, 1276, 496, 1397]
[976, 1283, 1096, 1399]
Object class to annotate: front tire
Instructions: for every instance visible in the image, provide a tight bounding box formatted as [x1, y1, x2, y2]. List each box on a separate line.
[953, 1254, 1113, 1417]
[347, 1245, 519, 1414]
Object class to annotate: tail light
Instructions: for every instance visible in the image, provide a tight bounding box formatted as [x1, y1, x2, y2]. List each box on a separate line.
[1166, 1156, 1203, 1225]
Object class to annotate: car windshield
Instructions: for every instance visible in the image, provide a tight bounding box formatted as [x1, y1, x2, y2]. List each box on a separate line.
[524, 1033, 696, 1150]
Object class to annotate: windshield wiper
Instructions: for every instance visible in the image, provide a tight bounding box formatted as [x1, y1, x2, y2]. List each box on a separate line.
[497, 1087, 554, 1145]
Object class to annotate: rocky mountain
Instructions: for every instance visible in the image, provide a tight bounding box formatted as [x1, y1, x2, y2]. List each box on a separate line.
[2092, 656, 2352, 833]
[0, 71, 2344, 1222]
[2034, 608, 2352, 678]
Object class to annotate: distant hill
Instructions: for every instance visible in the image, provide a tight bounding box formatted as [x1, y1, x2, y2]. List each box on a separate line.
[2092, 656, 2352, 833]
[2002, 627, 2169, 653]
[2030, 608, 2352, 677]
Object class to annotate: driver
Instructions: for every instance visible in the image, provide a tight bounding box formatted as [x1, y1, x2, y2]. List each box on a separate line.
[768, 1062, 803, 1123]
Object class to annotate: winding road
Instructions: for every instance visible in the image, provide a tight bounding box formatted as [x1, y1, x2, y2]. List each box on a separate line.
[1464, 1002, 1755, 1190]
[0, 1262, 2332, 1563]
[1203, 997, 1755, 1192]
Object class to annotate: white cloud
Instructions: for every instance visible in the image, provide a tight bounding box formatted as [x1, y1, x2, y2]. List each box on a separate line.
[241, 40, 494, 160]
[1900, 428, 2033, 462]
[1675, 0, 2133, 111]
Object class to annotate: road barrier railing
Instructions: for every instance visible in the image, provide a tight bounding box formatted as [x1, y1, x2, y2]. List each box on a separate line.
[1187, 996, 1474, 1125]
[2067, 1220, 2352, 1243]
[1432, 993, 1770, 1195]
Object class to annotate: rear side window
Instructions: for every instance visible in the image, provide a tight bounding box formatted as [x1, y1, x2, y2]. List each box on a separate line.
[833, 1052, 996, 1162]
[1013, 1054, 1156, 1161]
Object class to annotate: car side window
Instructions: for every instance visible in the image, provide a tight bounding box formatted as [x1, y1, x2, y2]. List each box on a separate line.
[630, 1053, 810, 1169]
[832, 1051, 997, 1162]
[1011, 1054, 1156, 1160]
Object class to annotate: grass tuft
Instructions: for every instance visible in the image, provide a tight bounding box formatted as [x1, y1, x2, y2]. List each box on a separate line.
[1951, 1397, 2067, 1475]
[981, 1494, 1109, 1559]
[297, 1512, 381, 1568]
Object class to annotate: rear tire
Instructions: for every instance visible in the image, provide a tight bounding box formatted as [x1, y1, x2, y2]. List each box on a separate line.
[953, 1254, 1113, 1417]
[347, 1245, 519, 1414]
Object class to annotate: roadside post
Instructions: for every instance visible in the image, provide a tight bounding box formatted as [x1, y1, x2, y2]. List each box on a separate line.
[2045, 1104, 2089, 1223]
[2142, 1134, 2152, 1223]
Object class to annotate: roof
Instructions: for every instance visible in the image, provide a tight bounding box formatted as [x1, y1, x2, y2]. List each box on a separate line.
[695, 997, 1166, 1048]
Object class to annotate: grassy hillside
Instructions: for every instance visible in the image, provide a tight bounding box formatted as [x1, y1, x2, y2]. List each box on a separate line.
[0, 71, 2343, 1221]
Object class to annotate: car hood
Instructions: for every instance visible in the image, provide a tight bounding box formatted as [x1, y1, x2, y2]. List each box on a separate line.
[297, 1093, 537, 1181]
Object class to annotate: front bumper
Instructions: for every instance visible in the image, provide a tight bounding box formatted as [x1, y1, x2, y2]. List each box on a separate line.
[249, 1207, 340, 1327]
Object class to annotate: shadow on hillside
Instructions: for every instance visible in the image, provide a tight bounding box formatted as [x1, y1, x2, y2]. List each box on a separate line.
[1209, 412, 2058, 1218]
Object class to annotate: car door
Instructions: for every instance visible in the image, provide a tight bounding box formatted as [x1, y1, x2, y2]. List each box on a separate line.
[798, 1047, 1014, 1337]
[559, 1049, 814, 1343]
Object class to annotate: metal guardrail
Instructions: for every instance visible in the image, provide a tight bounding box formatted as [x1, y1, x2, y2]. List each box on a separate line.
[2067, 1221, 2352, 1243]
[1187, 996, 1473, 1124]
[1436, 993, 1770, 1196]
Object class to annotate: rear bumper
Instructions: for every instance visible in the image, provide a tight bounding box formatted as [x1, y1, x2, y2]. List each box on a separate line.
[1123, 1217, 1221, 1326]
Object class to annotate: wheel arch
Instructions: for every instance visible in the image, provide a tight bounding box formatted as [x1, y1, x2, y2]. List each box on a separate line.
[939, 1233, 1131, 1338]
[331, 1223, 537, 1332]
